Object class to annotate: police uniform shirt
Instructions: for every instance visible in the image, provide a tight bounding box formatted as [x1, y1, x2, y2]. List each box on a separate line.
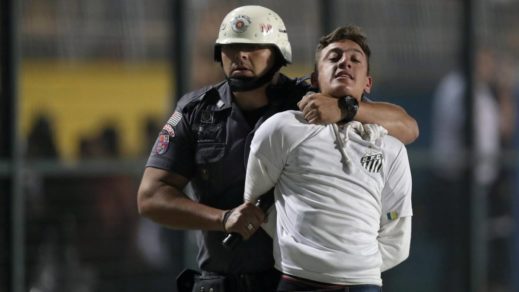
[244, 110, 413, 286]
[145, 75, 309, 274]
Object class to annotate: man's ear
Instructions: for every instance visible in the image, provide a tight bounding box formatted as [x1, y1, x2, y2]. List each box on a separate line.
[363, 75, 373, 94]
[311, 71, 319, 89]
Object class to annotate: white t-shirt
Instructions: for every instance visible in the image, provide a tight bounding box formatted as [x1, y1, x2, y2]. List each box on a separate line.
[244, 110, 413, 286]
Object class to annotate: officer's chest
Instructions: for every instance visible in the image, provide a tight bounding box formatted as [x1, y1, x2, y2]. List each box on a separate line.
[191, 102, 259, 184]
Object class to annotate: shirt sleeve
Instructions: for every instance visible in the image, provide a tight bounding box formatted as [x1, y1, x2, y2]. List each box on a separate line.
[378, 143, 412, 271]
[244, 113, 289, 203]
[244, 111, 310, 203]
[378, 216, 411, 272]
[145, 108, 195, 179]
[380, 144, 413, 225]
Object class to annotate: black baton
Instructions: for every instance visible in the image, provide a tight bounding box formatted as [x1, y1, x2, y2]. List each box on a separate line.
[222, 190, 275, 250]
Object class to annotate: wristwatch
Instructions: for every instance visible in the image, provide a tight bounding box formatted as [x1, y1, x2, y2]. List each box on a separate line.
[337, 95, 359, 123]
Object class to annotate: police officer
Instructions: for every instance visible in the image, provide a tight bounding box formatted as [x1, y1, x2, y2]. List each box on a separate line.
[137, 5, 418, 292]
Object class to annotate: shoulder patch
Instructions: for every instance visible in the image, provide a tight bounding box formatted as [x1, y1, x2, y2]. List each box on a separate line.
[155, 133, 170, 155]
[162, 124, 175, 137]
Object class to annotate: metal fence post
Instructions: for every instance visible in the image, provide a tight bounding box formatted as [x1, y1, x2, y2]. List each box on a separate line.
[1, 0, 24, 291]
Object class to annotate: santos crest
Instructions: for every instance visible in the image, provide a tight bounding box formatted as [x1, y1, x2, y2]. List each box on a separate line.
[361, 153, 383, 173]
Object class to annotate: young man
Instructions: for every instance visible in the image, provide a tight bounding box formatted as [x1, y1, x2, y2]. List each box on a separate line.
[244, 26, 413, 292]
[138, 6, 416, 292]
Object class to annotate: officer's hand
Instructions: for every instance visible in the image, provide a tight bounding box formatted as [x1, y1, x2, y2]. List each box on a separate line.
[223, 202, 265, 240]
[298, 91, 343, 124]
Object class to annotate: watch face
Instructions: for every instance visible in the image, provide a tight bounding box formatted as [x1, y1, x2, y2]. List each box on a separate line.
[339, 96, 359, 123]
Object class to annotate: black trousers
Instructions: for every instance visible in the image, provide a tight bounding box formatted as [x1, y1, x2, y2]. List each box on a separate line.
[179, 268, 281, 292]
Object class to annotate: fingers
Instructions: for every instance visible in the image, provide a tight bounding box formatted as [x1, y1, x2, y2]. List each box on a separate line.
[301, 92, 344, 124]
[239, 215, 262, 240]
[225, 202, 266, 240]
[304, 108, 320, 124]
[242, 222, 258, 240]
[297, 91, 315, 112]
[299, 93, 323, 124]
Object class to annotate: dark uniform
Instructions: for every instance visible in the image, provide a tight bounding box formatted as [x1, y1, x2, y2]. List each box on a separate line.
[146, 74, 310, 292]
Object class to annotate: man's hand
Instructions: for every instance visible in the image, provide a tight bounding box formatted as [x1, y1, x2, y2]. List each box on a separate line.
[223, 202, 265, 240]
[298, 91, 343, 124]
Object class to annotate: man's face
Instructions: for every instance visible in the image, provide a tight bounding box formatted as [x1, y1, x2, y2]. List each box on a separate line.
[313, 39, 372, 100]
[220, 44, 275, 79]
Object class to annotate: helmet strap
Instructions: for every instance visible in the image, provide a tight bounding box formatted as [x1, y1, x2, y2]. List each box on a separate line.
[227, 61, 282, 92]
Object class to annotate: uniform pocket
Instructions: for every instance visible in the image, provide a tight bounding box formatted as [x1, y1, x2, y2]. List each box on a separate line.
[195, 144, 226, 164]
[194, 144, 226, 183]
[196, 123, 224, 143]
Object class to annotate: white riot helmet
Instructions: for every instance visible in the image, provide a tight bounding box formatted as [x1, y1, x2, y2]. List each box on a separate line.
[214, 5, 292, 65]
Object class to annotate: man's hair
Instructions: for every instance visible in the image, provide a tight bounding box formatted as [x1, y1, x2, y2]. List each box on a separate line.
[315, 25, 371, 73]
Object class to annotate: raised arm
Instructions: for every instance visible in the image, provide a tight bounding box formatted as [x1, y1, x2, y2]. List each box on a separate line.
[298, 93, 419, 144]
[356, 99, 419, 145]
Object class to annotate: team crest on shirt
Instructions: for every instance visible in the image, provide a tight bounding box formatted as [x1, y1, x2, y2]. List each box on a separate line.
[360, 152, 383, 173]
[155, 133, 170, 155]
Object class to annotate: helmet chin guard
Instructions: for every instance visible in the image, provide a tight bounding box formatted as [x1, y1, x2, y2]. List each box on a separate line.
[226, 61, 282, 92]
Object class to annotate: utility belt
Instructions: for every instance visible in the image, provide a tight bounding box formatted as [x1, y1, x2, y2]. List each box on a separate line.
[176, 268, 281, 292]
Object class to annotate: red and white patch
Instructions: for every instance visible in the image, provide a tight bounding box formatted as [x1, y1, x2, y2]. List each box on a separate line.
[162, 124, 175, 137]
[155, 134, 170, 155]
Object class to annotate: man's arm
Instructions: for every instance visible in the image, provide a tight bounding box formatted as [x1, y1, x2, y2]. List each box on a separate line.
[378, 216, 411, 272]
[297, 93, 419, 144]
[137, 167, 264, 239]
[244, 123, 286, 202]
[243, 113, 291, 238]
[379, 141, 413, 271]
[356, 100, 419, 145]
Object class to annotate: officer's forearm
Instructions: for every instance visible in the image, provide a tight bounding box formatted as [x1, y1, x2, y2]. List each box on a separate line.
[138, 168, 227, 231]
[356, 101, 419, 145]
[142, 188, 225, 231]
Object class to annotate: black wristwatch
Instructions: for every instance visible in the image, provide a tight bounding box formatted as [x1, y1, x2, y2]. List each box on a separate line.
[337, 95, 359, 124]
